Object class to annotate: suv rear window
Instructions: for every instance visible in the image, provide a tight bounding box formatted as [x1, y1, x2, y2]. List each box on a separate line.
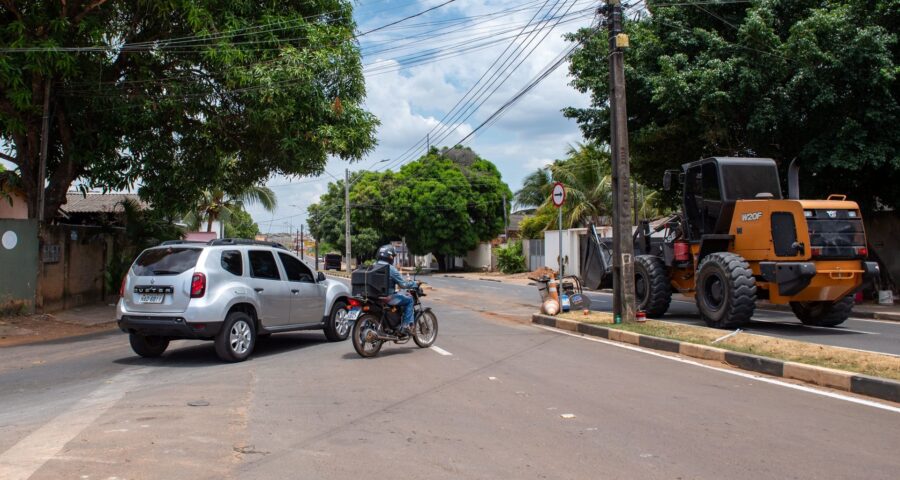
[133, 248, 201, 276]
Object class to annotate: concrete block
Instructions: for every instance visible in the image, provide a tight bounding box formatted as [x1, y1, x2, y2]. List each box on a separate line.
[608, 329, 640, 345]
[679, 343, 726, 362]
[638, 335, 681, 353]
[531, 314, 556, 327]
[724, 351, 784, 377]
[783, 363, 852, 391]
[555, 319, 579, 332]
[851, 375, 900, 403]
[577, 323, 609, 339]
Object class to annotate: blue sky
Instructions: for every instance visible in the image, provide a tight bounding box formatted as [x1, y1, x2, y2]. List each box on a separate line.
[249, 0, 595, 234]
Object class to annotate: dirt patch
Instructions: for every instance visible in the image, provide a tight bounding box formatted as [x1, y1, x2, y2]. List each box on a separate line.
[554, 312, 900, 381]
[0, 314, 117, 347]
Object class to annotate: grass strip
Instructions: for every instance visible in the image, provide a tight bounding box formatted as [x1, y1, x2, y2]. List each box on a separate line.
[557, 311, 900, 381]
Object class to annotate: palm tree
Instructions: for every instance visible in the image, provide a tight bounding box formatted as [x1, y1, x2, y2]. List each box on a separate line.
[514, 169, 552, 210]
[187, 185, 277, 232]
[544, 142, 613, 228]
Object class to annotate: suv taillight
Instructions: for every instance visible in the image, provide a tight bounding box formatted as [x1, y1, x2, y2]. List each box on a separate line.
[119, 276, 126, 297]
[190, 272, 206, 298]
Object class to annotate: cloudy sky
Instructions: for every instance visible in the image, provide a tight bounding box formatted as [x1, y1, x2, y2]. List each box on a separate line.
[249, 0, 596, 234]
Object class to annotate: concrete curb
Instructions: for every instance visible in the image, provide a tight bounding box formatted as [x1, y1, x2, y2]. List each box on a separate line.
[532, 314, 900, 404]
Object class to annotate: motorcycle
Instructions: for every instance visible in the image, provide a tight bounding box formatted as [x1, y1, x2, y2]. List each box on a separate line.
[348, 281, 438, 358]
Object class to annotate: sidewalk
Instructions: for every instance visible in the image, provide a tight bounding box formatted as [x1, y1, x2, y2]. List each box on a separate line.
[0, 302, 118, 347]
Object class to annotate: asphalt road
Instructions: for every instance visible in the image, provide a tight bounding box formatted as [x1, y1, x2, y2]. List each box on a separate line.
[0, 281, 898, 479]
[428, 275, 900, 357]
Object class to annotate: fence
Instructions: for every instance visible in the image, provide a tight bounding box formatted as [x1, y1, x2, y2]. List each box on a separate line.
[0, 219, 39, 314]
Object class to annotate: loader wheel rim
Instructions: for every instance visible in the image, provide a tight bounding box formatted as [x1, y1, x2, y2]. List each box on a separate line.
[703, 273, 726, 311]
[635, 272, 648, 304]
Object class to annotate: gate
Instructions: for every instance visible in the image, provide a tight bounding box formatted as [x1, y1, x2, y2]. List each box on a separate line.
[528, 239, 545, 271]
[0, 219, 38, 313]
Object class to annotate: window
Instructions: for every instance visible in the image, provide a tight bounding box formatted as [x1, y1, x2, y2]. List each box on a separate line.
[221, 250, 243, 276]
[249, 250, 281, 280]
[279, 253, 315, 283]
[701, 162, 721, 200]
[133, 248, 201, 276]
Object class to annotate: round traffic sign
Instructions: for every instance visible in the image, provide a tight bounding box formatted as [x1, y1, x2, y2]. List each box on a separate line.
[551, 182, 566, 208]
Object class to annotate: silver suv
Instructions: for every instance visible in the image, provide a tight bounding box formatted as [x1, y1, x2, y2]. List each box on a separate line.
[117, 239, 353, 362]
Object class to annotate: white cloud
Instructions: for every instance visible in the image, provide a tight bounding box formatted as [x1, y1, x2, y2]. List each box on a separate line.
[250, 0, 594, 233]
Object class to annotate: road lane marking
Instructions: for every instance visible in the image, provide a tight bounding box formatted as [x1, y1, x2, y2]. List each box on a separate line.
[0, 367, 150, 480]
[430, 346, 453, 356]
[535, 325, 900, 414]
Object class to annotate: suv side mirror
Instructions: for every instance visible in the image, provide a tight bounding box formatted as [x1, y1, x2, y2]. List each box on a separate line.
[317, 271, 326, 282]
[663, 169, 680, 191]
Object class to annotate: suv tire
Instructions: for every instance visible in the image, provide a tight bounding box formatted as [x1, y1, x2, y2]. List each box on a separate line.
[324, 300, 351, 342]
[215, 311, 256, 362]
[129, 333, 169, 358]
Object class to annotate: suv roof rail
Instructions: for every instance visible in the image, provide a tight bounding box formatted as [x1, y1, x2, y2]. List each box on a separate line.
[159, 240, 208, 246]
[208, 238, 289, 250]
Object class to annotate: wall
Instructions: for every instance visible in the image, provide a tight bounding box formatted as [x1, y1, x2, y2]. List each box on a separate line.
[464, 242, 493, 271]
[38, 225, 110, 312]
[866, 212, 900, 292]
[0, 192, 28, 220]
[543, 228, 586, 277]
[0, 219, 38, 313]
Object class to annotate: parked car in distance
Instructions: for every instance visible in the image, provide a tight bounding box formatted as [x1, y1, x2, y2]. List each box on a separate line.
[117, 239, 354, 362]
[323, 253, 342, 271]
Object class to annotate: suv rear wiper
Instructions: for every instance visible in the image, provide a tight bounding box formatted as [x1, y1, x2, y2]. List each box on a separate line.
[152, 270, 180, 275]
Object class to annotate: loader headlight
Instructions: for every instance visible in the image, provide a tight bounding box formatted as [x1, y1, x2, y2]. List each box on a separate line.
[848, 211, 858, 218]
[804, 210, 814, 218]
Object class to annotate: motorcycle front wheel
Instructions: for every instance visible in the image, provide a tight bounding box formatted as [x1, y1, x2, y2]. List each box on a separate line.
[413, 310, 438, 348]
[352, 314, 384, 358]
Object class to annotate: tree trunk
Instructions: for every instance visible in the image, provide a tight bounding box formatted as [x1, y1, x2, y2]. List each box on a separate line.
[436, 254, 447, 272]
[207, 215, 214, 233]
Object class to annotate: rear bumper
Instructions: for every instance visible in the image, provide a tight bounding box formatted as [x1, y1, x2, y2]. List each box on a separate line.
[118, 315, 222, 339]
[760, 261, 879, 299]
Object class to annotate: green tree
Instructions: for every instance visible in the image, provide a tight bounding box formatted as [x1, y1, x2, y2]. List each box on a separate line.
[564, 0, 899, 212]
[224, 207, 259, 240]
[514, 168, 552, 210]
[0, 1, 377, 220]
[308, 147, 512, 270]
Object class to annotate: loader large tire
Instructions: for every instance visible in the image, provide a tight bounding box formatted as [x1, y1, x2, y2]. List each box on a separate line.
[695, 252, 756, 329]
[634, 255, 671, 318]
[790, 295, 853, 327]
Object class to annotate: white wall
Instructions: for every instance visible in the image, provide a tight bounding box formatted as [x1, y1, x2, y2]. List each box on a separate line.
[543, 228, 586, 277]
[464, 242, 492, 271]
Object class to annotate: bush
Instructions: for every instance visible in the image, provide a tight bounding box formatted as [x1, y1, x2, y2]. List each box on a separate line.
[497, 241, 527, 274]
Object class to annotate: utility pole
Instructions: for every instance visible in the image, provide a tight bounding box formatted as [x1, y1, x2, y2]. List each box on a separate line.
[37, 80, 51, 222]
[344, 168, 352, 273]
[603, 0, 636, 323]
[300, 225, 304, 259]
[502, 193, 509, 243]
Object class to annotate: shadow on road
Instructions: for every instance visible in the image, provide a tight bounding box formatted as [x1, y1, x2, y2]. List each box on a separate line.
[113, 332, 330, 367]
[340, 348, 414, 360]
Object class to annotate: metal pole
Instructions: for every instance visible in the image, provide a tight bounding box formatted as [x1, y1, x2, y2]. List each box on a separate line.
[345, 168, 352, 272]
[558, 207, 564, 278]
[605, 0, 636, 322]
[300, 225, 304, 258]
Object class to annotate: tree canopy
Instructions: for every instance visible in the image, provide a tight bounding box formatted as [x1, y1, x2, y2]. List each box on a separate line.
[308, 147, 512, 268]
[564, 0, 899, 212]
[0, 0, 378, 220]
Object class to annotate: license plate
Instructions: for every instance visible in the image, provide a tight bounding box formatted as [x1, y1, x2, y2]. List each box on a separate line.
[139, 294, 164, 304]
[346, 308, 361, 321]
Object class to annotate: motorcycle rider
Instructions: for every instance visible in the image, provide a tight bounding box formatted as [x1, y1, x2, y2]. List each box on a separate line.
[375, 244, 418, 335]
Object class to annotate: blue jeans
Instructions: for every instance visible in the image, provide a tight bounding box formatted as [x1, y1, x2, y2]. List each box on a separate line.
[389, 293, 414, 328]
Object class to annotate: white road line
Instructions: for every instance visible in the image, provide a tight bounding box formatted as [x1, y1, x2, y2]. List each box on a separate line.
[430, 346, 453, 356]
[534, 325, 900, 414]
[0, 367, 150, 480]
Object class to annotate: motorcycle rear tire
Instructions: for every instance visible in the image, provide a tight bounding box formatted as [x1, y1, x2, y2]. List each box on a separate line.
[352, 314, 383, 358]
[413, 310, 438, 348]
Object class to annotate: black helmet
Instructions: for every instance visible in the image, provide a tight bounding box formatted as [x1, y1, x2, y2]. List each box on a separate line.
[377, 244, 396, 264]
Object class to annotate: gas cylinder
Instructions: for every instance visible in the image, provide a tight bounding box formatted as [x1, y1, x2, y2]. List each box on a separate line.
[674, 241, 690, 262]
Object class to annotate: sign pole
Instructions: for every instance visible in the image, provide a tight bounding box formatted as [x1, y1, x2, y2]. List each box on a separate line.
[551, 182, 567, 278]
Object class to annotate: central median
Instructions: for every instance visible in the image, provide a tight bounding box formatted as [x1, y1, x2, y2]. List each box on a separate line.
[534, 311, 900, 403]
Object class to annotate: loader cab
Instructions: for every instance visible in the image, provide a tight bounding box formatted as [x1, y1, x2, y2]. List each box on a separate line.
[681, 157, 782, 241]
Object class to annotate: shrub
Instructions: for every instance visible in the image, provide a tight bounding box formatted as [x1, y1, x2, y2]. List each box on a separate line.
[497, 241, 527, 274]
